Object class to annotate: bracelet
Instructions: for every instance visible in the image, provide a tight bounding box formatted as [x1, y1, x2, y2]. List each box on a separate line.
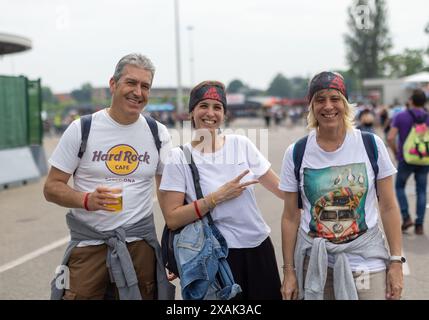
[210, 193, 217, 208]
[203, 197, 210, 210]
[193, 200, 202, 219]
[83, 192, 90, 211]
[282, 263, 295, 271]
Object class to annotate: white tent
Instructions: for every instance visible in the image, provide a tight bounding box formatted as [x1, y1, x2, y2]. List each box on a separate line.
[403, 72, 429, 83]
[0, 32, 32, 55]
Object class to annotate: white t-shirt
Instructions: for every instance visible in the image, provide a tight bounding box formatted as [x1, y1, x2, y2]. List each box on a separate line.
[279, 129, 397, 272]
[49, 109, 172, 245]
[160, 134, 271, 249]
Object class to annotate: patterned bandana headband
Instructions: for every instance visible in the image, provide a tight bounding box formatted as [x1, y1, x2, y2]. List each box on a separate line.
[307, 71, 348, 102]
[189, 85, 227, 113]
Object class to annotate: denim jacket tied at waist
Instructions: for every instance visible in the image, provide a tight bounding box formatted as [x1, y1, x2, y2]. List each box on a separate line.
[174, 217, 241, 300]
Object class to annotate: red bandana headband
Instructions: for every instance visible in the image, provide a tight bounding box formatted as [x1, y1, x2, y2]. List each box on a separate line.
[189, 85, 227, 113]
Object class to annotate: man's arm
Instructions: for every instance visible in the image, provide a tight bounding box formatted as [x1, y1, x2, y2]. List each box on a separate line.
[44, 166, 117, 212]
[44, 166, 85, 208]
[386, 126, 399, 158]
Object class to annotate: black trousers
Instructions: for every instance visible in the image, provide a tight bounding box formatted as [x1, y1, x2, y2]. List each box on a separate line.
[227, 236, 282, 300]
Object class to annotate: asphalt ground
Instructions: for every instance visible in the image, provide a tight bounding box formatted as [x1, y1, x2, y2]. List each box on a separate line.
[1, 117, 428, 299]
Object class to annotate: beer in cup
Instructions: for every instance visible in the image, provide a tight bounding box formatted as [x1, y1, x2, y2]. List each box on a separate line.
[104, 182, 123, 213]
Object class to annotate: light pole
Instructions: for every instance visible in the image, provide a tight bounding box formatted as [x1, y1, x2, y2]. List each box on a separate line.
[187, 25, 195, 86]
[174, 0, 184, 114]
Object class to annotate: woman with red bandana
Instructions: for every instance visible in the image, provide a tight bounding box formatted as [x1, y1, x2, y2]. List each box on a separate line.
[160, 80, 284, 300]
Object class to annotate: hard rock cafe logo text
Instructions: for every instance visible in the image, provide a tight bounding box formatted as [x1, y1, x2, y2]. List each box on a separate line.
[92, 144, 150, 176]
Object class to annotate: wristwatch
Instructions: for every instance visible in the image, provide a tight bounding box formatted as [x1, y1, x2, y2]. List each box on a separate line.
[389, 256, 406, 263]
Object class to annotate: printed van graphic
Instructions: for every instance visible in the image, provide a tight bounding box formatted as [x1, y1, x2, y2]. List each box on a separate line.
[303, 163, 368, 243]
[92, 144, 151, 176]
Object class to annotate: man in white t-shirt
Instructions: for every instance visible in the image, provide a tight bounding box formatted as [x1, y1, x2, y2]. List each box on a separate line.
[44, 53, 174, 300]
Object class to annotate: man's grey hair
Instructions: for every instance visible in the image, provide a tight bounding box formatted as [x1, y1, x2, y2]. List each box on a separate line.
[113, 53, 156, 83]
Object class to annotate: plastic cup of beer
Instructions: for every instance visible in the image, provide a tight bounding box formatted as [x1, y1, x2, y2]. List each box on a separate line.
[104, 182, 123, 213]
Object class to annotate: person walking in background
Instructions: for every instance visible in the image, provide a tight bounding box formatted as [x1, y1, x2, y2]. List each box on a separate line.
[387, 89, 429, 235]
[383, 100, 407, 140]
[356, 108, 375, 133]
[159, 80, 284, 299]
[280, 71, 404, 300]
[44, 53, 174, 300]
[263, 107, 272, 127]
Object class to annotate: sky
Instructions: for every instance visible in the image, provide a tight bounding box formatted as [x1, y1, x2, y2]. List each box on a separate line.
[0, 0, 428, 93]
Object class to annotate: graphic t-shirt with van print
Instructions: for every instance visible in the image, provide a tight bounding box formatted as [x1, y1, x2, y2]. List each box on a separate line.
[279, 129, 396, 272]
[304, 163, 368, 244]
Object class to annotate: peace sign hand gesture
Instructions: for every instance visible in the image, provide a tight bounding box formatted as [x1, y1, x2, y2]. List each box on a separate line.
[212, 170, 259, 203]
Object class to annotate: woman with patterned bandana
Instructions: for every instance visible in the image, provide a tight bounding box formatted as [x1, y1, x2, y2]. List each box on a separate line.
[279, 72, 404, 300]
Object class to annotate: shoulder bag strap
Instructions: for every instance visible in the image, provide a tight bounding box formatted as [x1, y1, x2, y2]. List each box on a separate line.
[180, 145, 214, 225]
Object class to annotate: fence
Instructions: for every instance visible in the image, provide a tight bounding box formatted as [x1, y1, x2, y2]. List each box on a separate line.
[0, 75, 42, 150]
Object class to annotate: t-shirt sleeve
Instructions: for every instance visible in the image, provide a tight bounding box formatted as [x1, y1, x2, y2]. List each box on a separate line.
[159, 148, 187, 193]
[279, 143, 298, 192]
[156, 123, 173, 175]
[391, 112, 401, 128]
[242, 136, 271, 178]
[374, 134, 397, 179]
[48, 120, 81, 174]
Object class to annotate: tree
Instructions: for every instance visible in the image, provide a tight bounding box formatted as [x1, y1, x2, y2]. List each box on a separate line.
[71, 82, 93, 103]
[331, 69, 361, 96]
[41, 86, 61, 114]
[267, 73, 292, 98]
[425, 22, 429, 55]
[227, 79, 245, 93]
[42, 86, 57, 104]
[289, 77, 309, 99]
[383, 49, 426, 77]
[344, 0, 392, 80]
[246, 88, 265, 97]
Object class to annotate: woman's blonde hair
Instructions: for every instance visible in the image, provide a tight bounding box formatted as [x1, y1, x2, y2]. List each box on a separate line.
[306, 90, 356, 130]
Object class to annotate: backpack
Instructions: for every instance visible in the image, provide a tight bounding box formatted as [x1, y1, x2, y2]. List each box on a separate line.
[293, 131, 379, 209]
[160, 145, 216, 277]
[402, 110, 429, 166]
[77, 113, 161, 159]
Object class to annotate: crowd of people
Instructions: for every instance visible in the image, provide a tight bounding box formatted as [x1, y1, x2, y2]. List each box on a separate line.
[43, 53, 428, 300]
